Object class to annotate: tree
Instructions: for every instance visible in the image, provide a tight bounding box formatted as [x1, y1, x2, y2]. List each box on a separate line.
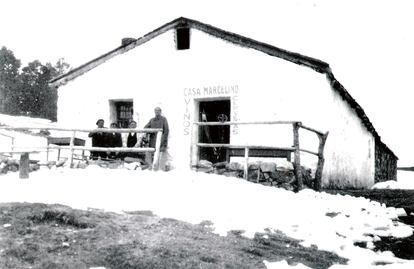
[0, 46, 21, 114]
[0, 46, 70, 121]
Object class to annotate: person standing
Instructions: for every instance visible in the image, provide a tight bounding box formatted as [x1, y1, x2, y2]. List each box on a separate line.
[107, 122, 123, 160]
[144, 107, 170, 170]
[127, 120, 138, 148]
[88, 119, 107, 160]
[125, 120, 140, 160]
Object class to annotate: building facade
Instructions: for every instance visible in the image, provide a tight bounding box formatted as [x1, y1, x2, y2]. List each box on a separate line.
[50, 17, 397, 188]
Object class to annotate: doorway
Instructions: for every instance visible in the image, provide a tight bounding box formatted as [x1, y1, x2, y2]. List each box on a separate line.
[198, 99, 230, 163]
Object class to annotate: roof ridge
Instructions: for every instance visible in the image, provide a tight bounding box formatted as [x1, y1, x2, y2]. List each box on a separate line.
[48, 17, 396, 159]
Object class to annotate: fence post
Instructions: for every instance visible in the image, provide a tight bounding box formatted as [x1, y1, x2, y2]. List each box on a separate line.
[11, 137, 15, 152]
[244, 147, 249, 180]
[19, 152, 30, 179]
[152, 130, 163, 171]
[293, 122, 303, 191]
[69, 131, 75, 168]
[314, 132, 329, 191]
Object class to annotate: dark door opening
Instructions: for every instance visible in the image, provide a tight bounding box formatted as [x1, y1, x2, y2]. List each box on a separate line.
[198, 99, 230, 163]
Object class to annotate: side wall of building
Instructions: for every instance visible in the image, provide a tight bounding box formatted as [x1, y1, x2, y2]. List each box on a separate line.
[375, 140, 397, 182]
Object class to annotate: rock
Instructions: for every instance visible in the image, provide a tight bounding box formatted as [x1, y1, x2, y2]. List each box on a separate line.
[196, 167, 214, 173]
[223, 171, 241, 178]
[248, 162, 260, 170]
[260, 162, 277, 173]
[6, 159, 18, 166]
[272, 170, 295, 184]
[77, 162, 88, 169]
[29, 164, 40, 172]
[124, 162, 140, 170]
[301, 166, 313, 188]
[124, 157, 144, 164]
[275, 159, 294, 170]
[214, 168, 227, 175]
[197, 160, 213, 168]
[56, 160, 66, 167]
[0, 163, 8, 174]
[212, 161, 227, 169]
[108, 162, 121, 169]
[279, 183, 295, 191]
[247, 169, 260, 181]
[226, 162, 242, 171]
[9, 165, 19, 172]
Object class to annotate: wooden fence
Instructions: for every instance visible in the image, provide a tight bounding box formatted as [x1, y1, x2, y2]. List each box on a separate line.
[0, 131, 15, 153]
[192, 121, 328, 191]
[0, 126, 163, 175]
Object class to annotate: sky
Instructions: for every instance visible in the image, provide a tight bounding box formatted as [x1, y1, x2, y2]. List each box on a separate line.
[0, 165, 413, 268]
[1, 0, 413, 165]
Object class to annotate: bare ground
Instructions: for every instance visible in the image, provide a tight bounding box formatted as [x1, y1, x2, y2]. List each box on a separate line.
[0, 202, 347, 269]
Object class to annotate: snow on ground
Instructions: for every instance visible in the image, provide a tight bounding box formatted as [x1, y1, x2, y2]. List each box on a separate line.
[0, 113, 55, 128]
[0, 166, 413, 269]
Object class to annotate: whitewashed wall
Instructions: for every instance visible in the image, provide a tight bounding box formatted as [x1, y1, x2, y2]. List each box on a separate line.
[57, 29, 375, 187]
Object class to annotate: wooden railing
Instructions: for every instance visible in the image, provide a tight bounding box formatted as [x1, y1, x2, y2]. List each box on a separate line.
[0, 126, 163, 172]
[192, 121, 328, 191]
[0, 131, 15, 153]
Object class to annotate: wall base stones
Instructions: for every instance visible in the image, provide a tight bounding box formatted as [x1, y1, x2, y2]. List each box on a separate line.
[194, 159, 314, 191]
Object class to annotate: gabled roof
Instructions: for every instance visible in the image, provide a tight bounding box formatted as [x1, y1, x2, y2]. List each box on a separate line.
[49, 17, 397, 159]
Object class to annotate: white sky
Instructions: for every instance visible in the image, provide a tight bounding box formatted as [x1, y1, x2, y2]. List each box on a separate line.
[0, 166, 413, 268]
[1, 0, 413, 165]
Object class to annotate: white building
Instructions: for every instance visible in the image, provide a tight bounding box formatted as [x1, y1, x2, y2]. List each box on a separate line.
[50, 17, 397, 188]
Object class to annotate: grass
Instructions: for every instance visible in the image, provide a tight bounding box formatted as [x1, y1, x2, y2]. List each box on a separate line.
[0, 202, 347, 269]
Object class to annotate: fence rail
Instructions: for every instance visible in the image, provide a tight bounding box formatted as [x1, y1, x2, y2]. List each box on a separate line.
[192, 120, 328, 191]
[0, 126, 164, 174]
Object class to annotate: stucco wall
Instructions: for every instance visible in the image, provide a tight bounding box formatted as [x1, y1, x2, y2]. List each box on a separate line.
[375, 141, 397, 183]
[57, 28, 375, 187]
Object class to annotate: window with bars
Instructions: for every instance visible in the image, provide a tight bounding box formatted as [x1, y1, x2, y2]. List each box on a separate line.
[116, 102, 133, 128]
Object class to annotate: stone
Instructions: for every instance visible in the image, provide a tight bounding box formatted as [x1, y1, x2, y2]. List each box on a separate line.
[6, 159, 18, 166]
[223, 171, 241, 178]
[78, 162, 88, 169]
[247, 169, 260, 181]
[56, 160, 66, 167]
[196, 167, 214, 173]
[275, 159, 294, 170]
[226, 162, 242, 171]
[198, 160, 213, 168]
[260, 162, 277, 173]
[214, 168, 227, 175]
[9, 165, 18, 172]
[29, 164, 40, 172]
[248, 162, 260, 170]
[213, 161, 227, 169]
[108, 162, 121, 169]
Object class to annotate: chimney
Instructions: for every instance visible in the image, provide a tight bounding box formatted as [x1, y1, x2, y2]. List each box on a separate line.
[121, 38, 137, 46]
[175, 27, 190, 50]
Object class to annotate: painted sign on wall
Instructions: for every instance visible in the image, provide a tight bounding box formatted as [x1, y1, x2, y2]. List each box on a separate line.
[183, 85, 239, 135]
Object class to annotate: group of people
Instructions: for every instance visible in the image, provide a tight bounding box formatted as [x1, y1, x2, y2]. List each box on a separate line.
[88, 107, 169, 167]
